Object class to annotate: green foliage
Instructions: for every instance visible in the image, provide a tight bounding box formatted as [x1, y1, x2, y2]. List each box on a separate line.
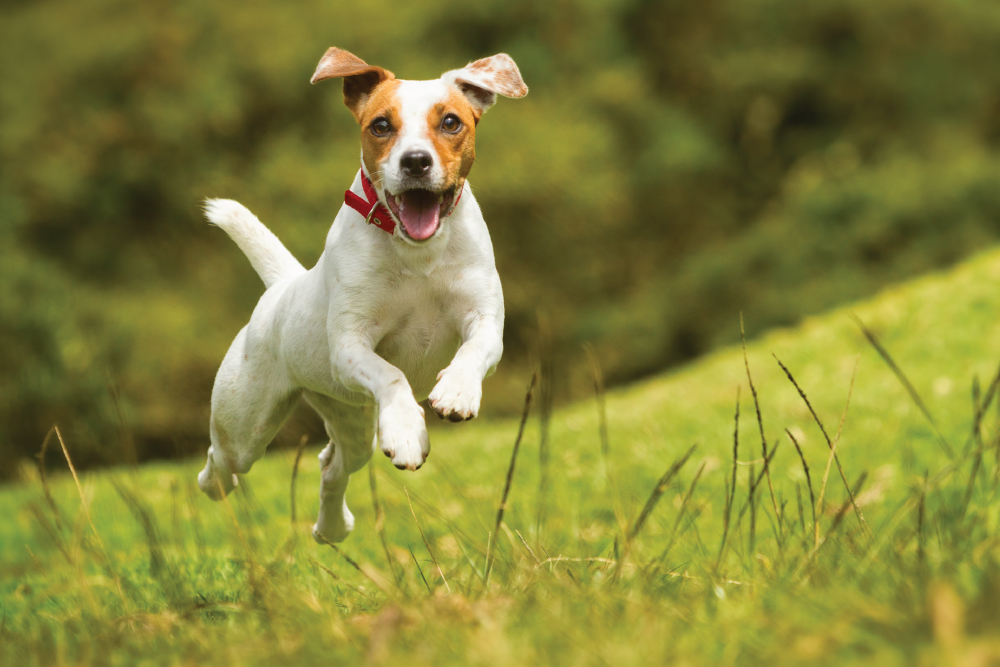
[4, 0, 1000, 469]
[6, 246, 1000, 663]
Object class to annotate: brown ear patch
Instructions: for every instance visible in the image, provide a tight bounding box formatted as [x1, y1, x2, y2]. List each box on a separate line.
[464, 54, 528, 98]
[425, 89, 479, 185]
[311, 47, 395, 121]
[443, 53, 528, 114]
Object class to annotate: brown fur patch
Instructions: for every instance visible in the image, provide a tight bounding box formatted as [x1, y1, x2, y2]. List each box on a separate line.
[310, 47, 395, 120]
[425, 89, 479, 192]
[356, 80, 403, 186]
[463, 54, 528, 98]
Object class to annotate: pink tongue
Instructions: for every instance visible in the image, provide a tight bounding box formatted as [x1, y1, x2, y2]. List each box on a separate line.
[400, 190, 440, 240]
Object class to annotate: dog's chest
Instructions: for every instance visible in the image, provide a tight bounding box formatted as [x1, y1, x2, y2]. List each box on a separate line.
[371, 272, 463, 398]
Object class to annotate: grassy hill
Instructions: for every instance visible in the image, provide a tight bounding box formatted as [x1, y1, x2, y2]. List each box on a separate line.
[5, 246, 1000, 665]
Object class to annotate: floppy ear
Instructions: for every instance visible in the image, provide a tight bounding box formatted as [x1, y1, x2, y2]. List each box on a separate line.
[310, 47, 394, 120]
[442, 53, 528, 116]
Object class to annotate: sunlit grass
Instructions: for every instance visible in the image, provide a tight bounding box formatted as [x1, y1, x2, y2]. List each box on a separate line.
[6, 248, 1000, 664]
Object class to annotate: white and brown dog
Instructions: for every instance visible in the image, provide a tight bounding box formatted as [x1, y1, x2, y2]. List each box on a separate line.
[196, 47, 527, 544]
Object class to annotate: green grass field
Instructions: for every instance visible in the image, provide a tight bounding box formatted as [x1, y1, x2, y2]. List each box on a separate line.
[5, 248, 1000, 666]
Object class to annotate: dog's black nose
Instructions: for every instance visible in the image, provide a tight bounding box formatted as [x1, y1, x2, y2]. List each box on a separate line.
[400, 151, 433, 177]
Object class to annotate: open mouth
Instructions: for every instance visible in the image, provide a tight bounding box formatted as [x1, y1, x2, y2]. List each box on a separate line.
[384, 188, 456, 241]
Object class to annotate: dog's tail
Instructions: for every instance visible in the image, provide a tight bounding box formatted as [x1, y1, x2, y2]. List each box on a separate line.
[204, 199, 306, 288]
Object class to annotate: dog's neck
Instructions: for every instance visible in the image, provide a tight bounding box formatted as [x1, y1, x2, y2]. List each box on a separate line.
[351, 162, 459, 276]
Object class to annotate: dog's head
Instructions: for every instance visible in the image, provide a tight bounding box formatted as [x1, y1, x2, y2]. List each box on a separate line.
[311, 48, 527, 243]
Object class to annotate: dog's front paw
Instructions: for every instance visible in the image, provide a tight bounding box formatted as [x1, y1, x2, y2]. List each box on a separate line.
[378, 399, 430, 470]
[428, 366, 482, 422]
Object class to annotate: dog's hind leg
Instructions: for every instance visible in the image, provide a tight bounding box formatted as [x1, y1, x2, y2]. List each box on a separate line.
[304, 392, 373, 544]
[198, 326, 301, 500]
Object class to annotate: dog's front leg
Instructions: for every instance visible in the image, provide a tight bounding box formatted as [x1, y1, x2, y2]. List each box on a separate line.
[332, 339, 429, 470]
[429, 312, 503, 422]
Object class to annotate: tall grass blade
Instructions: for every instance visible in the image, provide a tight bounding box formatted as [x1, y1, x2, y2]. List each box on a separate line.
[741, 315, 781, 526]
[787, 429, 817, 549]
[313, 533, 394, 596]
[627, 444, 698, 542]
[817, 355, 860, 516]
[487, 373, 537, 576]
[536, 312, 554, 539]
[716, 388, 740, 568]
[736, 443, 781, 524]
[515, 529, 542, 565]
[290, 435, 307, 525]
[918, 470, 927, 571]
[35, 427, 65, 532]
[379, 468, 484, 557]
[369, 461, 403, 588]
[409, 546, 432, 594]
[850, 313, 954, 459]
[111, 479, 165, 577]
[961, 450, 982, 520]
[658, 462, 707, 564]
[966, 362, 1000, 455]
[795, 482, 805, 536]
[824, 472, 868, 544]
[216, 478, 269, 609]
[310, 557, 373, 600]
[405, 487, 451, 594]
[749, 461, 757, 560]
[112, 479, 188, 608]
[54, 425, 130, 618]
[772, 353, 872, 540]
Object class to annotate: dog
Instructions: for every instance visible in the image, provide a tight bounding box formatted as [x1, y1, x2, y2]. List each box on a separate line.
[196, 47, 527, 545]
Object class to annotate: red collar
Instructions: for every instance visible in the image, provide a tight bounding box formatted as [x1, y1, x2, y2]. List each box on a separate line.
[344, 169, 397, 235]
[343, 167, 464, 236]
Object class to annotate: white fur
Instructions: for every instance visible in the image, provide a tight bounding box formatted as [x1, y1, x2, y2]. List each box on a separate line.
[203, 199, 306, 289]
[198, 164, 504, 546]
[380, 80, 454, 197]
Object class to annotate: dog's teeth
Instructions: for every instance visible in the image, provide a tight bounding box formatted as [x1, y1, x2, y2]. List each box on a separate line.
[437, 194, 444, 204]
[395, 195, 402, 206]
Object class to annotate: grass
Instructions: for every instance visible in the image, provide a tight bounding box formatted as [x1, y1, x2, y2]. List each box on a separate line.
[7, 248, 1000, 665]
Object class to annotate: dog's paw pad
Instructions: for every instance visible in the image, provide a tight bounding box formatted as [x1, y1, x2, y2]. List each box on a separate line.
[378, 399, 430, 471]
[428, 368, 482, 423]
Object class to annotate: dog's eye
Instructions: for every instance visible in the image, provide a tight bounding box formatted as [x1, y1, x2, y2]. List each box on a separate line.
[370, 118, 392, 136]
[441, 114, 462, 133]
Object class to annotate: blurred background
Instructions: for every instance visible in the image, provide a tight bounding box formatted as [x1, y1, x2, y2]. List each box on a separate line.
[3, 0, 1000, 477]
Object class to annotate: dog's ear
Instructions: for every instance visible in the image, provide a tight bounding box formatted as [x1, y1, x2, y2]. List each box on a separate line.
[443, 54, 528, 117]
[311, 47, 395, 120]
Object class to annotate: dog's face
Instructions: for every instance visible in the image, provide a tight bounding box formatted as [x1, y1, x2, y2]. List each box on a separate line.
[312, 48, 527, 243]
